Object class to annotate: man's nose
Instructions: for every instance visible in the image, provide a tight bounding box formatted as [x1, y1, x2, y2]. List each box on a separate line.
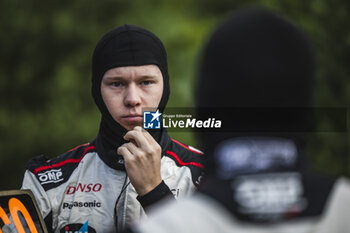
[124, 84, 141, 107]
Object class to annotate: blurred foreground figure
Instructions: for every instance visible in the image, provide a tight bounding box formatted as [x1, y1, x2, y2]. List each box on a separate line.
[124, 8, 350, 233]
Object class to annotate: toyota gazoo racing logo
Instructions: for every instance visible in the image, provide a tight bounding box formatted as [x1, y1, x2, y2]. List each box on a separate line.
[37, 168, 63, 184]
[60, 221, 96, 233]
[233, 172, 306, 221]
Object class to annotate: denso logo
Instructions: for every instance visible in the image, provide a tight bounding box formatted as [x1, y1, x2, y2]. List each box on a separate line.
[38, 169, 63, 185]
[66, 183, 102, 195]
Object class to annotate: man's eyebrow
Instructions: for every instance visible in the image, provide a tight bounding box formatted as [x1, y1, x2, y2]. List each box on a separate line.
[137, 75, 158, 79]
[104, 76, 125, 80]
[104, 74, 159, 81]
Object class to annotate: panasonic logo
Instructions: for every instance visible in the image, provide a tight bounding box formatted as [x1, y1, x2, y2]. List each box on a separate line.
[62, 201, 101, 209]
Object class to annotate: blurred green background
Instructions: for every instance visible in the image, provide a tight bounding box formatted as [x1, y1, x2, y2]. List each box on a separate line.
[0, 0, 348, 190]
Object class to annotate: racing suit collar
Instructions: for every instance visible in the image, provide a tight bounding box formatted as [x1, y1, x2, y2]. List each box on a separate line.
[199, 142, 336, 223]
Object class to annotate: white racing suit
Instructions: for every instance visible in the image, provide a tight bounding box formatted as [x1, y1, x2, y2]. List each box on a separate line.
[125, 137, 350, 233]
[21, 133, 204, 233]
[129, 177, 350, 233]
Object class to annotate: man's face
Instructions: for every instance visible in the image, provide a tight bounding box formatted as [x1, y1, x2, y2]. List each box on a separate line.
[101, 65, 164, 131]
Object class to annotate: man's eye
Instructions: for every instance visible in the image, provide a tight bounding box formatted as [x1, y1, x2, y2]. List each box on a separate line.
[141, 80, 153, 86]
[112, 82, 122, 87]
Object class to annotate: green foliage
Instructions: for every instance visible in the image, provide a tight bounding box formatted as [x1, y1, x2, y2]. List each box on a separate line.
[0, 0, 348, 189]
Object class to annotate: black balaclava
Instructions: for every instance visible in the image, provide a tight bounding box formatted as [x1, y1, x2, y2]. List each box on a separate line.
[92, 25, 170, 169]
[196, 7, 315, 169]
[196, 8, 334, 222]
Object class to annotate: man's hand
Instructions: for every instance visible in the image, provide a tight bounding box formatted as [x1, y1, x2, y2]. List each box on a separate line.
[117, 126, 162, 196]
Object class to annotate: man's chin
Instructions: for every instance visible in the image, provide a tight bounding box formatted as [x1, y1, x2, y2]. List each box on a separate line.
[123, 122, 142, 131]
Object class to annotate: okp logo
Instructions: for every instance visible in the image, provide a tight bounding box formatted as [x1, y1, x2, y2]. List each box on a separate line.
[143, 110, 162, 129]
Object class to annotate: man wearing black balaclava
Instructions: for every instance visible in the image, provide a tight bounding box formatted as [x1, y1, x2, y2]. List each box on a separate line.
[123, 8, 350, 233]
[21, 25, 205, 232]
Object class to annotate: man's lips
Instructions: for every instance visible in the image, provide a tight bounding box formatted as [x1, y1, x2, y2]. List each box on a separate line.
[122, 115, 143, 122]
